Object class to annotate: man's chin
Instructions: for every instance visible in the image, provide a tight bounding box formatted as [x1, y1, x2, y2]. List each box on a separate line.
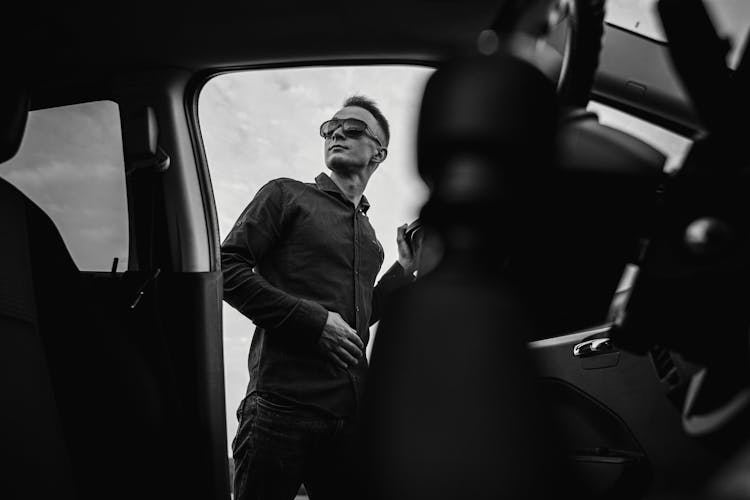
[326, 158, 361, 173]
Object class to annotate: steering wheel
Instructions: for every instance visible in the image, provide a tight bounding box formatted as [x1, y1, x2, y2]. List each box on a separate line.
[552, 0, 606, 107]
[487, 0, 605, 106]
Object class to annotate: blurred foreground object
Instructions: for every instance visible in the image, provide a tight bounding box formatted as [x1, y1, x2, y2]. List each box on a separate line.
[363, 51, 569, 500]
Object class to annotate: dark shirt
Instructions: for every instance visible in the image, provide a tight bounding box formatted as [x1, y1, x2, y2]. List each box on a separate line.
[221, 173, 411, 417]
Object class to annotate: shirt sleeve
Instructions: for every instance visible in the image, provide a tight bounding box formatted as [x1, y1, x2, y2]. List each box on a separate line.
[370, 261, 416, 326]
[221, 180, 329, 343]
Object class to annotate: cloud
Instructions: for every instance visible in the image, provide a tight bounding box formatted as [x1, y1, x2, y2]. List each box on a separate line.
[273, 76, 291, 92]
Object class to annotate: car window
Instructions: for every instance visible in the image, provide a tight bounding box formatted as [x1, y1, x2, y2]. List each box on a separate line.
[198, 65, 432, 455]
[0, 100, 129, 272]
[605, 0, 750, 68]
[587, 100, 692, 172]
[584, 100, 692, 327]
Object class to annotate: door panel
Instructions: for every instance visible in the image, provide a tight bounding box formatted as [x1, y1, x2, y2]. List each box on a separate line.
[530, 328, 723, 499]
[42, 269, 229, 500]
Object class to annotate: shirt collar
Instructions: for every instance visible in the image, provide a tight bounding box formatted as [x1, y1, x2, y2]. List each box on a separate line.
[315, 173, 371, 213]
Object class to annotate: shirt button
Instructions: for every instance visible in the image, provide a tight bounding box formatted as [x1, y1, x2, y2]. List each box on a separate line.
[356, 306, 360, 312]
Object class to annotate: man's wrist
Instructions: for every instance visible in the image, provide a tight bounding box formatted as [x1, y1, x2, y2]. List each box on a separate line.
[291, 299, 329, 343]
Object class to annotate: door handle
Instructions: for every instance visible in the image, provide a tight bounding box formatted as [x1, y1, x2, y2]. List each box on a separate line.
[573, 338, 614, 358]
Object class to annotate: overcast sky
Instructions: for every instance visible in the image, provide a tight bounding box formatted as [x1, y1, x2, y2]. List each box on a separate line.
[1, 101, 128, 271]
[198, 65, 434, 450]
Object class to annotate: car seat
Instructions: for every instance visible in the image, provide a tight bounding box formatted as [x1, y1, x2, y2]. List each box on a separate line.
[0, 83, 78, 500]
[0, 85, 174, 500]
[364, 51, 571, 500]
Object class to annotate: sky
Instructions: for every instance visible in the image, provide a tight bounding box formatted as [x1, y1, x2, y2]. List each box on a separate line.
[0, 101, 129, 271]
[198, 66, 434, 451]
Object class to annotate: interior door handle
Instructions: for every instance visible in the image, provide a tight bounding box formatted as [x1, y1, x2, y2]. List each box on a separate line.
[573, 338, 614, 358]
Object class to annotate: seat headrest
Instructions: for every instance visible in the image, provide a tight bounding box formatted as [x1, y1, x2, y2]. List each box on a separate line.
[417, 52, 558, 186]
[0, 85, 30, 164]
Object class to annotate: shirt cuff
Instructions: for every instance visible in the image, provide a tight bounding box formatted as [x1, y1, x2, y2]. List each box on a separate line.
[288, 298, 329, 343]
[382, 261, 416, 286]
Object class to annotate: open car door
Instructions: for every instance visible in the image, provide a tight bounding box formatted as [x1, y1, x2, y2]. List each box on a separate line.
[530, 1, 750, 497]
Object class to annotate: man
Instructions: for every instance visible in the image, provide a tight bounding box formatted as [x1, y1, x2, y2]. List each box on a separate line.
[222, 95, 416, 500]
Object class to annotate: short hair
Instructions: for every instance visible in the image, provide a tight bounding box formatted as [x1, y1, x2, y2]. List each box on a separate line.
[343, 95, 390, 146]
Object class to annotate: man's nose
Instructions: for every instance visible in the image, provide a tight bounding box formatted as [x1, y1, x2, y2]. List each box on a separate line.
[331, 125, 347, 140]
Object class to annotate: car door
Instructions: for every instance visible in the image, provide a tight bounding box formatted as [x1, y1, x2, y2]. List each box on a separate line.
[527, 97, 726, 499]
[0, 74, 229, 500]
[530, 325, 723, 499]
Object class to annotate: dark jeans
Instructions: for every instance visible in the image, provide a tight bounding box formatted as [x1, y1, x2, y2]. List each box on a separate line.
[232, 392, 361, 500]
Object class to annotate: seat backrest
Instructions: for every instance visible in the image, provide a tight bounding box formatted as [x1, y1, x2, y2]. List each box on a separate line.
[366, 52, 572, 500]
[1, 88, 173, 500]
[0, 86, 78, 500]
[0, 84, 28, 163]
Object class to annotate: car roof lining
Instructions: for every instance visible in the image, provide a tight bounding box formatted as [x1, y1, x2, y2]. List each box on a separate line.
[9, 0, 501, 76]
[11, 1, 703, 136]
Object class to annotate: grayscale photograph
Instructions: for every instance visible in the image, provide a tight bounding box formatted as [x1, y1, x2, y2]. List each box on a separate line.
[1, 1, 749, 499]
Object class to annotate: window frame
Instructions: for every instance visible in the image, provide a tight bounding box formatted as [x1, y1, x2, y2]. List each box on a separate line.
[185, 58, 441, 273]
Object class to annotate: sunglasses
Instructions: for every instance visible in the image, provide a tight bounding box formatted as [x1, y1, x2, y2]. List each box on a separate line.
[319, 118, 383, 147]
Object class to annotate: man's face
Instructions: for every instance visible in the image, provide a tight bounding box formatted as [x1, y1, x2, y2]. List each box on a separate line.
[324, 106, 386, 172]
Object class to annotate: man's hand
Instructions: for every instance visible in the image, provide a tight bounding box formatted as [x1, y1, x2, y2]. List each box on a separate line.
[397, 223, 418, 276]
[318, 311, 364, 369]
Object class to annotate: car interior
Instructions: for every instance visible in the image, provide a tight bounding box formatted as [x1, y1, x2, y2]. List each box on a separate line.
[1, 0, 749, 499]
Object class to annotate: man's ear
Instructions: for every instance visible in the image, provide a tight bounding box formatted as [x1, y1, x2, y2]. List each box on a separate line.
[372, 147, 388, 164]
